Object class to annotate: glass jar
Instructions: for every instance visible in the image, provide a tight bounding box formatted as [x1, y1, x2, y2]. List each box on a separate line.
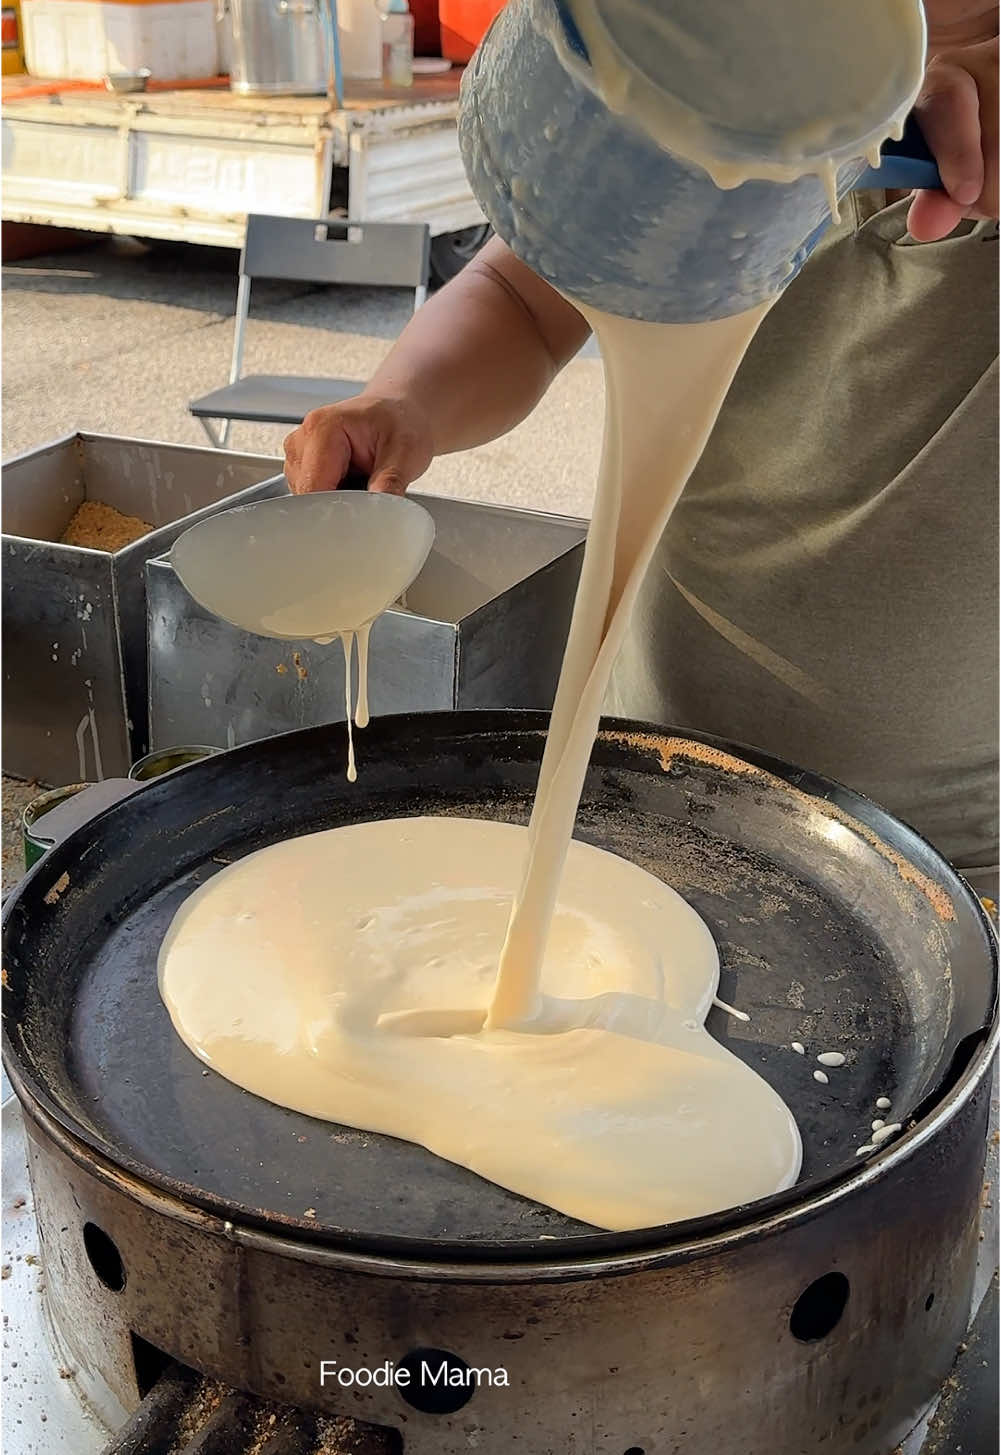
[379, 0, 414, 86]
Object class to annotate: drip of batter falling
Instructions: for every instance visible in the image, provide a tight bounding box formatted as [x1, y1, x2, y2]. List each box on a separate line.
[338, 633, 357, 784]
[315, 623, 373, 783]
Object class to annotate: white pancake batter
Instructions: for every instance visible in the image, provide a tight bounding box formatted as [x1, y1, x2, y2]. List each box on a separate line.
[160, 5, 926, 1228]
[159, 816, 801, 1229]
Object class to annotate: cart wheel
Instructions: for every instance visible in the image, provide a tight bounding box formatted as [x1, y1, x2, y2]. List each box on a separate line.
[429, 224, 492, 286]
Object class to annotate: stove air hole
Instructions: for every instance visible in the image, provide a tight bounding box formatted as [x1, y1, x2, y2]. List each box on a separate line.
[83, 1221, 126, 1292]
[623, 1448, 646, 1454]
[790, 1271, 850, 1342]
[925, 1291, 935, 1311]
[396, 1347, 476, 1414]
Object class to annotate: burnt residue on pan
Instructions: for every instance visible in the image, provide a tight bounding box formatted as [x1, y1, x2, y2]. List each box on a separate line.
[605, 728, 956, 922]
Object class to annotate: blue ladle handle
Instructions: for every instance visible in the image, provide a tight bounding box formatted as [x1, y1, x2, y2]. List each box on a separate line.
[853, 115, 942, 192]
[794, 118, 942, 275]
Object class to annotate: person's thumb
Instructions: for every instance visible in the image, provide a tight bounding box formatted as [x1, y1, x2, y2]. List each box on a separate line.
[908, 55, 985, 240]
[907, 187, 966, 241]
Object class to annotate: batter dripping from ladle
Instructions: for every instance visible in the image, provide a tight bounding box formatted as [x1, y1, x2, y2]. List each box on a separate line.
[170, 490, 433, 785]
[317, 627, 371, 784]
[161, 1, 934, 1228]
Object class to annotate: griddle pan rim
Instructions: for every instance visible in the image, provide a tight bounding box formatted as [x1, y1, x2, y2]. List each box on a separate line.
[7, 1008, 996, 1281]
[3, 711, 996, 1264]
[3, 706, 988, 913]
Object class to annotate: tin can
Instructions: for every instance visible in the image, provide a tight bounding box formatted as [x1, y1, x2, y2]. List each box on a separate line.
[22, 783, 88, 870]
[128, 746, 222, 782]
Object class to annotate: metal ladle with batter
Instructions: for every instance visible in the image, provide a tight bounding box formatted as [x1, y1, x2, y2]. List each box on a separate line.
[171, 489, 436, 779]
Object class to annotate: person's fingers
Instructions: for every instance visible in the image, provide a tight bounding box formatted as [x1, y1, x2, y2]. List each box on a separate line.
[907, 187, 966, 241]
[285, 410, 352, 494]
[282, 430, 300, 485]
[282, 398, 432, 495]
[296, 438, 352, 493]
[914, 58, 985, 209]
[908, 38, 998, 239]
[976, 48, 999, 219]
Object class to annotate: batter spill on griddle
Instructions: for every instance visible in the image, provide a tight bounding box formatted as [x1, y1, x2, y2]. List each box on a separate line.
[159, 817, 801, 1230]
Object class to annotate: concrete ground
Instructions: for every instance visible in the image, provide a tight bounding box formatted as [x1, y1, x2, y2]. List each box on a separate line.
[2, 235, 604, 518]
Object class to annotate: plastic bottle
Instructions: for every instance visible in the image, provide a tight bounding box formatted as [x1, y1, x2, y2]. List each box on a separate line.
[379, 0, 414, 87]
[339, 0, 382, 81]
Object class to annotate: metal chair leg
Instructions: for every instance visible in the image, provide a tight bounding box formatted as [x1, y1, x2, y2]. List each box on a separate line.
[196, 417, 234, 450]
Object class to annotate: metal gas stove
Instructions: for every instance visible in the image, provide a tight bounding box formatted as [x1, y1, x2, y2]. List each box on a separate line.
[2, 716, 999, 1455]
[3, 1080, 997, 1455]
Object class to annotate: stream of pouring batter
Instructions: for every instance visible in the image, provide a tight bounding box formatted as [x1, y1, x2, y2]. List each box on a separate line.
[486, 300, 770, 1028]
[481, 0, 924, 1028]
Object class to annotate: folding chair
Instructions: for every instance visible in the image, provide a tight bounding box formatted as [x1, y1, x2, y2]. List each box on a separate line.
[190, 214, 431, 448]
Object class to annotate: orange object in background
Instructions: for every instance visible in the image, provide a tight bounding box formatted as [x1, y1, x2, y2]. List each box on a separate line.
[2, 0, 25, 74]
[439, 0, 505, 63]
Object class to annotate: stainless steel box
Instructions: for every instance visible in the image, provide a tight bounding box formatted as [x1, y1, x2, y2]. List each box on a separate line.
[147, 492, 586, 750]
[2, 434, 285, 785]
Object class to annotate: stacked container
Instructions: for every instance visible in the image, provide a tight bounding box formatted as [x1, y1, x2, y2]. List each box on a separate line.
[20, 0, 219, 81]
[2, 433, 284, 784]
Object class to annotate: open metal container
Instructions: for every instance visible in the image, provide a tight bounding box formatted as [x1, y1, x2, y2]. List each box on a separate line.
[146, 492, 586, 750]
[1, 433, 285, 785]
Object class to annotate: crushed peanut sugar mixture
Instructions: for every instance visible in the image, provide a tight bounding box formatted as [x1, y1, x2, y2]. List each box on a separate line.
[60, 500, 153, 551]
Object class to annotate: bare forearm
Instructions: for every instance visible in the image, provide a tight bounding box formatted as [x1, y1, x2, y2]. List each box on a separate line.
[364, 237, 591, 456]
[284, 238, 590, 495]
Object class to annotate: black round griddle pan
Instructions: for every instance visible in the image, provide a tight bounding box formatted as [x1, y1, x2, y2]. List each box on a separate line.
[2, 712, 996, 1261]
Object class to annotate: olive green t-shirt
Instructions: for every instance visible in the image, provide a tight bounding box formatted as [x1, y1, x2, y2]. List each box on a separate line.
[606, 195, 999, 895]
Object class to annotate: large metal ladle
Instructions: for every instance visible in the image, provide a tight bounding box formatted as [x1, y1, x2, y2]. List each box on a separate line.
[171, 489, 436, 642]
[458, 0, 936, 322]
